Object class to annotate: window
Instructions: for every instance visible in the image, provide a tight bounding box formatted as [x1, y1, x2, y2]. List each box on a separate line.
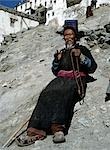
[21, 5, 22, 10]
[10, 18, 15, 27]
[48, 13, 50, 18]
[31, 9, 35, 14]
[35, 0, 37, 3]
[52, 11, 54, 16]
[54, 0, 56, 3]
[50, 0, 52, 4]
[30, 2, 32, 7]
[36, 12, 38, 16]
[25, 3, 27, 10]
[45, 1, 47, 6]
[40, 11, 44, 17]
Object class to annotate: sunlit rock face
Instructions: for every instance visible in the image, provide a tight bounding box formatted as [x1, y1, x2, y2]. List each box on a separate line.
[67, 0, 82, 7]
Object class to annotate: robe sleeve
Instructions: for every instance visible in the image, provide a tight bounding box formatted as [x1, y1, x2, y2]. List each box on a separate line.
[80, 45, 97, 74]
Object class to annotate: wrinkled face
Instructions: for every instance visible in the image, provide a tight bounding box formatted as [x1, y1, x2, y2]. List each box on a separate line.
[63, 29, 76, 48]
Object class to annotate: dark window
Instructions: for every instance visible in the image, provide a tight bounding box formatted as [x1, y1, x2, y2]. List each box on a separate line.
[54, 0, 56, 3]
[31, 9, 35, 14]
[35, 0, 37, 3]
[25, 3, 27, 10]
[10, 18, 15, 27]
[52, 11, 54, 16]
[36, 12, 38, 16]
[48, 13, 50, 18]
[21, 5, 22, 10]
[40, 11, 44, 17]
[45, 2, 47, 6]
[30, 2, 32, 7]
[50, 0, 52, 4]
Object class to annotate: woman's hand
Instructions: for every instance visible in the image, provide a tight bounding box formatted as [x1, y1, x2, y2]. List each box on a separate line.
[54, 50, 62, 60]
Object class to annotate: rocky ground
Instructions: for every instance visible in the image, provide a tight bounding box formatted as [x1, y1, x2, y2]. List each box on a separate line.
[0, 5, 110, 150]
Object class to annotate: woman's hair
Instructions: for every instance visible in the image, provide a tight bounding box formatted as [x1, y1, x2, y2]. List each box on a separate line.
[63, 26, 78, 38]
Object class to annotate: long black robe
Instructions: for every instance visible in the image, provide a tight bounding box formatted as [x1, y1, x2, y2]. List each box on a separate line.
[27, 45, 97, 134]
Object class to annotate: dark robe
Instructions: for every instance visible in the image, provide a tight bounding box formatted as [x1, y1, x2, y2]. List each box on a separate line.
[86, 6, 93, 18]
[27, 45, 97, 135]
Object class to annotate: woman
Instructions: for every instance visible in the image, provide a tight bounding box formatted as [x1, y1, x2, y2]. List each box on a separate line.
[16, 21, 97, 146]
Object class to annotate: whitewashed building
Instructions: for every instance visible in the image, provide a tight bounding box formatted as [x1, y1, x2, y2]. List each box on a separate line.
[0, 6, 39, 44]
[16, 0, 67, 26]
[16, 0, 110, 26]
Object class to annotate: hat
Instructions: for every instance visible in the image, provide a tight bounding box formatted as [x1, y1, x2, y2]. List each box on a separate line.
[63, 19, 78, 33]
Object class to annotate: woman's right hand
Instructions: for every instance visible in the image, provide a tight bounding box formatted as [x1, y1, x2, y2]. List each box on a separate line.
[54, 50, 62, 60]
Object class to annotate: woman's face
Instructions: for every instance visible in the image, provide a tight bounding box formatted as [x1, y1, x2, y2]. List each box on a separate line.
[63, 29, 76, 47]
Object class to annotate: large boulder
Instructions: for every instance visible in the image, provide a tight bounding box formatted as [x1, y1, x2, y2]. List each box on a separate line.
[67, 0, 82, 7]
[104, 23, 110, 33]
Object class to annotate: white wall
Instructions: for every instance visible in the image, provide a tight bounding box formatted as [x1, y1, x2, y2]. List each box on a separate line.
[46, 0, 67, 26]
[16, 0, 67, 26]
[0, 10, 39, 44]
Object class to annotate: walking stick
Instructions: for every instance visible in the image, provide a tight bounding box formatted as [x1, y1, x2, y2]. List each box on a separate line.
[2, 118, 30, 148]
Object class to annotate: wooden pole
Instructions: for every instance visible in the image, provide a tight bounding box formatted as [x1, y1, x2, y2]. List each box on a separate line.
[2, 118, 29, 148]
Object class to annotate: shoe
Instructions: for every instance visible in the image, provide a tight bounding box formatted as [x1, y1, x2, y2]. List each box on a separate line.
[15, 136, 36, 147]
[53, 131, 66, 143]
[15, 134, 46, 147]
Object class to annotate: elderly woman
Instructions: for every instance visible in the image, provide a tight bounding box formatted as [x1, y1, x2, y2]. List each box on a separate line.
[16, 20, 97, 146]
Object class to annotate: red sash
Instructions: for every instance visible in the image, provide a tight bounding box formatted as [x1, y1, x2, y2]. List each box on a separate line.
[57, 70, 86, 79]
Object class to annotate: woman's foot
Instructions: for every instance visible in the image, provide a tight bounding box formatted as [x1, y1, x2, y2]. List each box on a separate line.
[15, 135, 37, 147]
[53, 131, 66, 143]
[15, 128, 46, 147]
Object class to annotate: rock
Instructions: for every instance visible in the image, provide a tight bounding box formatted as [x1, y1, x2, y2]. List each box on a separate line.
[105, 38, 110, 45]
[107, 57, 110, 62]
[13, 39, 18, 42]
[95, 48, 100, 53]
[88, 41, 95, 47]
[77, 117, 91, 127]
[10, 33, 17, 39]
[103, 120, 110, 127]
[2, 83, 8, 87]
[0, 49, 4, 53]
[89, 34, 98, 41]
[4, 35, 12, 43]
[100, 105, 107, 113]
[104, 23, 110, 33]
[100, 43, 109, 49]
[98, 36, 105, 44]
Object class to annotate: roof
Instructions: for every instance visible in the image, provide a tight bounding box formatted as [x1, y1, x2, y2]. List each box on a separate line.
[0, 5, 38, 21]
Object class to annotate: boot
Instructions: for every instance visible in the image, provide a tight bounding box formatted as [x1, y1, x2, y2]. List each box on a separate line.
[53, 131, 66, 143]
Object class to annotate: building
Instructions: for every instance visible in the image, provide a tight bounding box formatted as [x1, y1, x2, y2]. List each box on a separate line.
[16, 0, 67, 26]
[15, 0, 110, 26]
[0, 5, 39, 44]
